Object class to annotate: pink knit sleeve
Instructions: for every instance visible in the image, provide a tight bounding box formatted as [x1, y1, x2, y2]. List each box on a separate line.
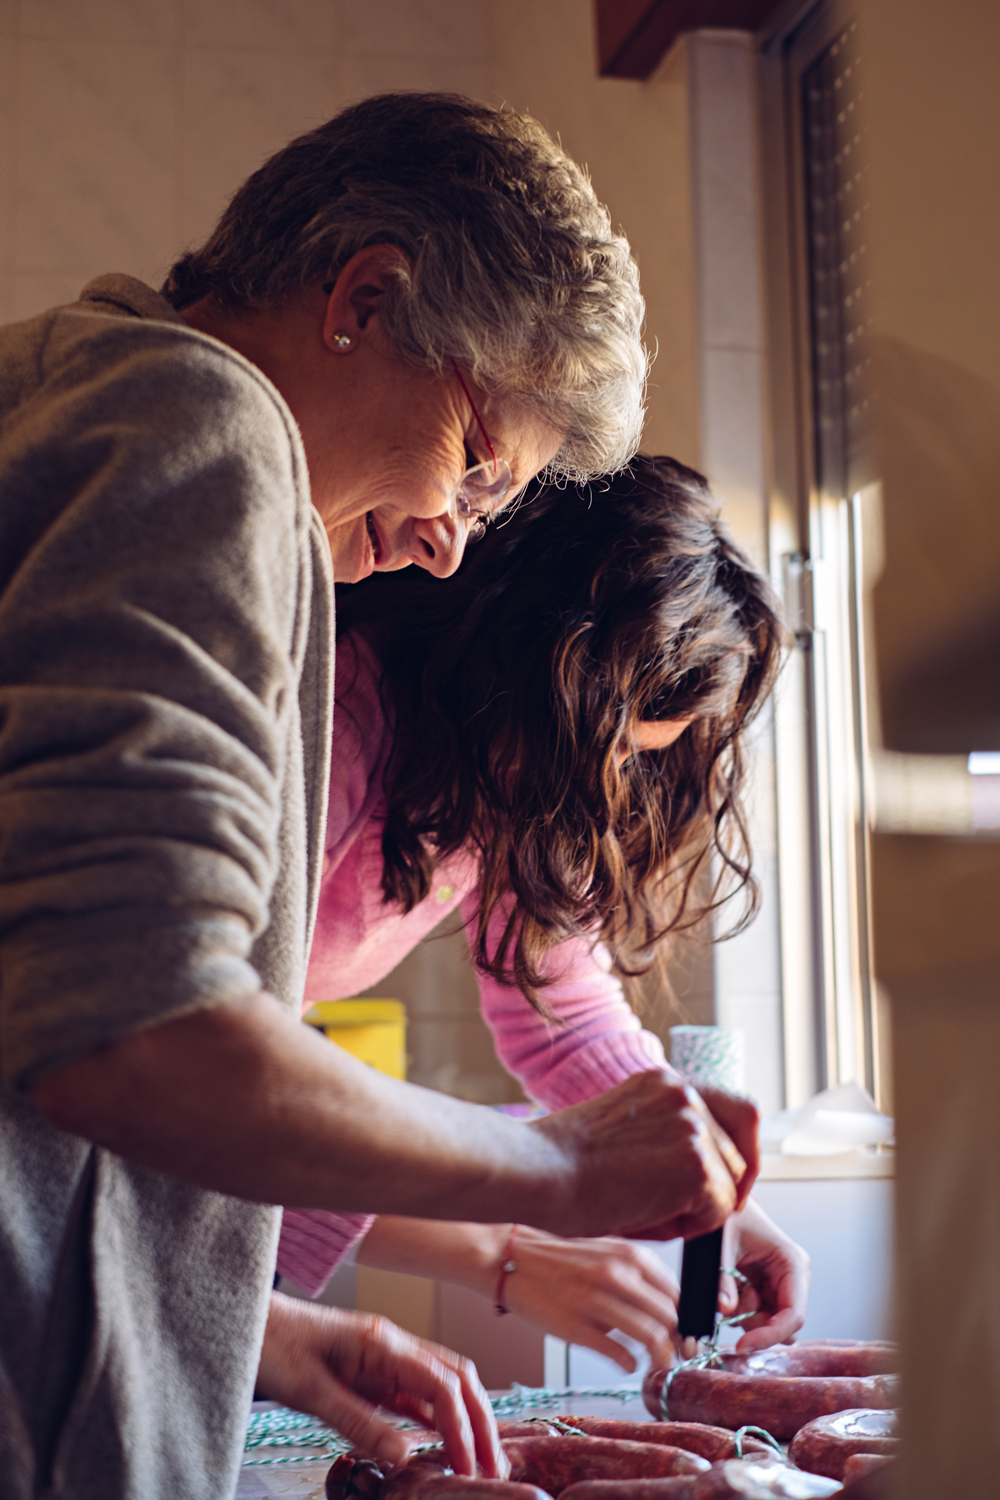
[463, 893, 667, 1113]
[276, 1209, 376, 1296]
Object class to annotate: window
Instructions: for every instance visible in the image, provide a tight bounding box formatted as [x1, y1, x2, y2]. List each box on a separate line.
[760, 3, 886, 1108]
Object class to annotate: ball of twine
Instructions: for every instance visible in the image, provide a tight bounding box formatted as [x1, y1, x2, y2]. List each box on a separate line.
[669, 1025, 746, 1093]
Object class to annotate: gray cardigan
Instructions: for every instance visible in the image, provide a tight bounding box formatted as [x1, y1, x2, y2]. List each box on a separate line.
[0, 276, 333, 1499]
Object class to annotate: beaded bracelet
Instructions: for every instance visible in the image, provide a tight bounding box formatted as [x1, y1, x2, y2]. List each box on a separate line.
[494, 1224, 520, 1315]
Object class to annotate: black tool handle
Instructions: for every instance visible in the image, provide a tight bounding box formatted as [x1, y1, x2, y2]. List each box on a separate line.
[677, 1227, 723, 1341]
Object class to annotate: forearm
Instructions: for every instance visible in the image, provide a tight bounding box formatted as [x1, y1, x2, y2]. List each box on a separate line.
[357, 1216, 508, 1298]
[33, 991, 570, 1227]
[34, 995, 749, 1243]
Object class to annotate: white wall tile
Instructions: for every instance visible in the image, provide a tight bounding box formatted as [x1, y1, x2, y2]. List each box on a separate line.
[21, 0, 181, 46]
[15, 39, 177, 275]
[753, 1177, 894, 1341]
[338, 0, 487, 63]
[689, 30, 762, 353]
[178, 45, 346, 251]
[699, 346, 767, 565]
[181, 0, 339, 53]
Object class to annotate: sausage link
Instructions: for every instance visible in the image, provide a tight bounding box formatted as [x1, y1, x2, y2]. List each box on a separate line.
[788, 1408, 897, 1480]
[842, 1452, 894, 1482]
[384, 1468, 553, 1500]
[643, 1342, 898, 1443]
[498, 1422, 561, 1439]
[643, 1341, 896, 1424]
[668, 1369, 896, 1443]
[688, 1459, 842, 1497]
[327, 1454, 385, 1500]
[722, 1343, 895, 1379]
[560, 1480, 701, 1500]
[325, 1453, 553, 1500]
[561, 1419, 771, 1462]
[503, 1436, 709, 1493]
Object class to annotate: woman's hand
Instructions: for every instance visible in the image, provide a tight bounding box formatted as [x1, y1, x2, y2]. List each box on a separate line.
[499, 1227, 680, 1371]
[531, 1070, 749, 1241]
[695, 1084, 761, 1211]
[718, 1196, 811, 1352]
[357, 1216, 680, 1373]
[256, 1292, 507, 1478]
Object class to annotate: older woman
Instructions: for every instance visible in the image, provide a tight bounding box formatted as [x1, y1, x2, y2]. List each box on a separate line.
[1, 93, 753, 1500]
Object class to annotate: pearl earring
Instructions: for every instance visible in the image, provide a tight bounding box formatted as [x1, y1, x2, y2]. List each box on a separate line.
[332, 331, 352, 349]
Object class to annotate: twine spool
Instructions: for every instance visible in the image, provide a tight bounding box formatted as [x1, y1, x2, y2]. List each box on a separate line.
[669, 1024, 746, 1093]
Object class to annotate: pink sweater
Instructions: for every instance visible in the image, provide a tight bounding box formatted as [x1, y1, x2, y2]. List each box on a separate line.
[277, 635, 667, 1294]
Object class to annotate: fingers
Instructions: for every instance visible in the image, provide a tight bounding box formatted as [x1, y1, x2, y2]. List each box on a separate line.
[572, 1328, 640, 1371]
[697, 1087, 760, 1207]
[352, 1317, 479, 1477]
[717, 1268, 739, 1316]
[734, 1304, 805, 1352]
[726, 1197, 811, 1354]
[686, 1087, 747, 1189]
[534, 1071, 745, 1240]
[426, 1342, 508, 1479]
[258, 1297, 500, 1479]
[501, 1232, 680, 1366]
[627, 1244, 681, 1305]
[313, 1381, 418, 1471]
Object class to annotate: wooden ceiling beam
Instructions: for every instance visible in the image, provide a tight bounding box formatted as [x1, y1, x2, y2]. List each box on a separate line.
[595, 0, 787, 79]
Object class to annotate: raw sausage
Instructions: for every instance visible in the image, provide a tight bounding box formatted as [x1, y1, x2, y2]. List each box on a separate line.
[560, 1419, 772, 1462]
[788, 1409, 897, 1480]
[560, 1480, 701, 1500]
[842, 1453, 893, 1481]
[383, 1463, 553, 1500]
[325, 1453, 553, 1500]
[688, 1459, 842, 1497]
[503, 1436, 709, 1492]
[723, 1344, 895, 1378]
[327, 1454, 385, 1500]
[656, 1368, 896, 1444]
[498, 1422, 561, 1439]
[643, 1342, 898, 1441]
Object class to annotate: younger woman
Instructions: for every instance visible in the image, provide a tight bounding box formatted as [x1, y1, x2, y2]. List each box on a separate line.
[279, 456, 808, 1378]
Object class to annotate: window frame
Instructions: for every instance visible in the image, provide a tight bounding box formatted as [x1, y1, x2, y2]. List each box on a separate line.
[758, 0, 884, 1107]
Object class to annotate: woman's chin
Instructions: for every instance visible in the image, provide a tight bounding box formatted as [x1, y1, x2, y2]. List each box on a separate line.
[328, 516, 375, 582]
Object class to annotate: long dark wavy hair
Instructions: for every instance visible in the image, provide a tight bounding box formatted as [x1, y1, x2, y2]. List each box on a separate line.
[336, 455, 784, 1004]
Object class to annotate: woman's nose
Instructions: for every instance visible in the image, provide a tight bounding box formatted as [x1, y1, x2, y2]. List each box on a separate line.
[410, 513, 467, 577]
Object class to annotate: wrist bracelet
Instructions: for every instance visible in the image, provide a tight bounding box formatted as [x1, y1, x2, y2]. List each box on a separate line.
[494, 1224, 519, 1316]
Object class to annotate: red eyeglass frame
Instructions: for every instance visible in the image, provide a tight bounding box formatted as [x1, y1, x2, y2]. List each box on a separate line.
[449, 358, 499, 473]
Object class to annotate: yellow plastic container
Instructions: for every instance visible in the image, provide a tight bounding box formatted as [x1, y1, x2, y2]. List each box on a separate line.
[304, 998, 407, 1079]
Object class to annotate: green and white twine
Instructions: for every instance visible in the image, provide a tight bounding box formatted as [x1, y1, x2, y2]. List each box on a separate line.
[669, 1025, 746, 1094]
[657, 1294, 788, 1467]
[244, 1386, 640, 1467]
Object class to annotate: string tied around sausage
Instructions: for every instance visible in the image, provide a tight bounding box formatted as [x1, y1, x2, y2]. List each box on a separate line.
[658, 1308, 755, 1421]
[733, 1426, 786, 1460]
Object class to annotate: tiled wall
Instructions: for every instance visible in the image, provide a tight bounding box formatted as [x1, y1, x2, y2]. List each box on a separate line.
[356, 912, 528, 1106]
[0, 0, 489, 323]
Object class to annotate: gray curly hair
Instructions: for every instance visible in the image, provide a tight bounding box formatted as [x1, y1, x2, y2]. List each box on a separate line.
[162, 92, 647, 479]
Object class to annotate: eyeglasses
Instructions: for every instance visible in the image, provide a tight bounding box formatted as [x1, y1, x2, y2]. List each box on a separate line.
[450, 359, 513, 542]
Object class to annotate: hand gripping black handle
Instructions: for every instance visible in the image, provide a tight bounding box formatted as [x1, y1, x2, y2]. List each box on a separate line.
[677, 1227, 723, 1341]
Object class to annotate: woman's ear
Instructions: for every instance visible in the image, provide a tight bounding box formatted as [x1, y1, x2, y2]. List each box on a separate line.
[322, 244, 411, 352]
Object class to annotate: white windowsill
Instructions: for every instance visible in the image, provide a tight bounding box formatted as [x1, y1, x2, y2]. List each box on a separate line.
[757, 1149, 894, 1180]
